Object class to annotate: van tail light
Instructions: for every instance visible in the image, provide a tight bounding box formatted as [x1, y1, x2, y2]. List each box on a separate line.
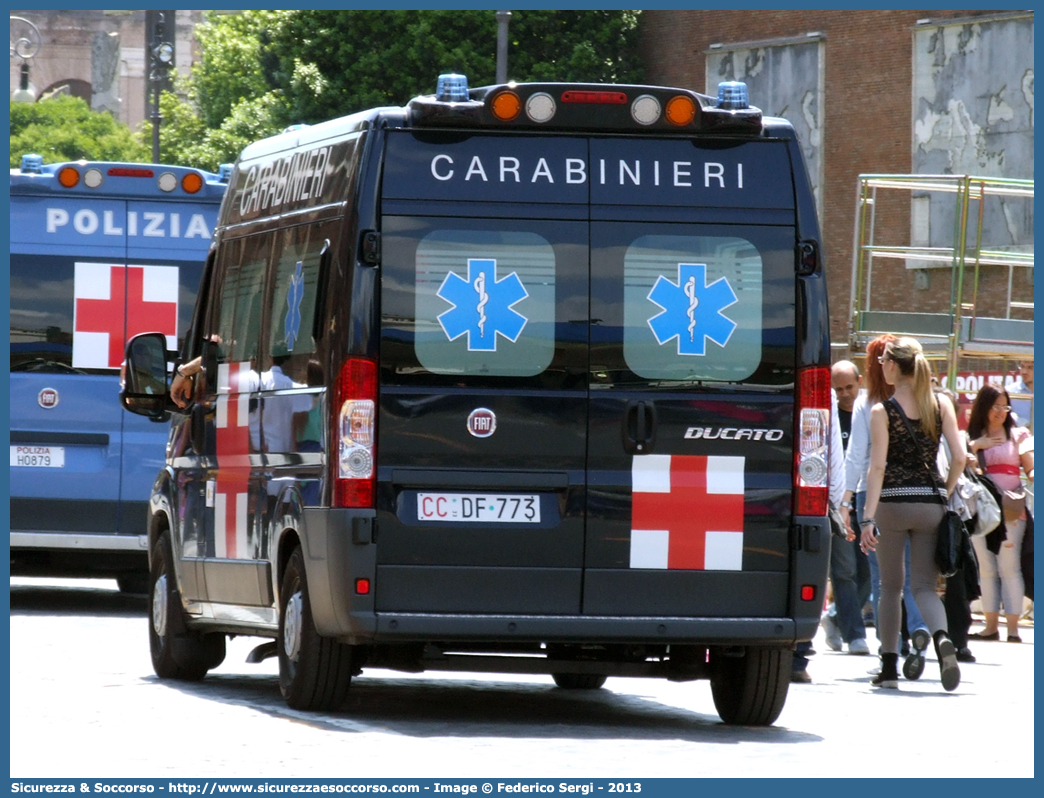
[332, 357, 377, 508]
[794, 366, 830, 516]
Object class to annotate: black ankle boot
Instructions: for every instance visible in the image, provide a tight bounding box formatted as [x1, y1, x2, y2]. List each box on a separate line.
[872, 653, 899, 689]
[933, 631, 961, 691]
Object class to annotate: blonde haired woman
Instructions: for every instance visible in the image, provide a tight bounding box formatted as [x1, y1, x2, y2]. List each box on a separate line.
[860, 337, 966, 690]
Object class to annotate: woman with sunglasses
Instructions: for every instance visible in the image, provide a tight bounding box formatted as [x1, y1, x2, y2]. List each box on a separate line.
[840, 335, 936, 677]
[861, 337, 966, 690]
[966, 384, 1034, 643]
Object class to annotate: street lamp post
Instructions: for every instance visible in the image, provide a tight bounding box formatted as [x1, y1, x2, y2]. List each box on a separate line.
[147, 11, 174, 164]
[496, 10, 511, 84]
[10, 15, 41, 103]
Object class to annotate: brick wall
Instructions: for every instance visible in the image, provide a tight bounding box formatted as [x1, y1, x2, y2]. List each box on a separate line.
[639, 10, 1027, 349]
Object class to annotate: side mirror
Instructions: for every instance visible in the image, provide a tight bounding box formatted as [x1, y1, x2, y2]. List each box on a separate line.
[121, 332, 174, 419]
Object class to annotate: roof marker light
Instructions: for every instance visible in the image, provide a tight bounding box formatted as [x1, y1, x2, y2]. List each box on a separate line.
[181, 172, 204, 194]
[83, 168, 104, 188]
[525, 92, 556, 123]
[665, 95, 697, 126]
[20, 154, 44, 173]
[435, 73, 470, 102]
[717, 81, 750, 110]
[157, 172, 177, 192]
[58, 166, 80, 188]
[630, 94, 661, 125]
[490, 90, 521, 121]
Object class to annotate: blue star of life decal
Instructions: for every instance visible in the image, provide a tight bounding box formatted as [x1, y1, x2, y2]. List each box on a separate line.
[436, 258, 529, 352]
[647, 263, 738, 356]
[284, 260, 304, 351]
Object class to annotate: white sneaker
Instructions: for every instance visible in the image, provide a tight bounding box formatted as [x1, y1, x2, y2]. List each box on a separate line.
[848, 638, 871, 655]
[820, 613, 842, 651]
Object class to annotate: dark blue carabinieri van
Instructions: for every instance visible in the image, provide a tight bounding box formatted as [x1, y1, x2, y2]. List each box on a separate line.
[121, 75, 832, 725]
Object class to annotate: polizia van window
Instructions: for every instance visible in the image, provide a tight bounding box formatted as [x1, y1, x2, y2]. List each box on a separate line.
[413, 229, 556, 377]
[623, 234, 763, 382]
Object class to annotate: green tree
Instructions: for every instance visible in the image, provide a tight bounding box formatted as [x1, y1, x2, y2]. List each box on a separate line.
[10, 95, 149, 167]
[155, 10, 644, 169]
[269, 10, 644, 124]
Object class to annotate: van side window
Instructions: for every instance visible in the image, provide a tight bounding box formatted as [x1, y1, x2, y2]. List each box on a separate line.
[230, 237, 270, 365]
[262, 222, 334, 383]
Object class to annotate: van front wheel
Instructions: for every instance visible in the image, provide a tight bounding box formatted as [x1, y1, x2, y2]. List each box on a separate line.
[149, 530, 225, 680]
[278, 545, 352, 711]
[709, 646, 791, 726]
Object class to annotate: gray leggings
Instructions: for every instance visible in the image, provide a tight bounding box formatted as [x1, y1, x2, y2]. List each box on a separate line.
[875, 501, 949, 654]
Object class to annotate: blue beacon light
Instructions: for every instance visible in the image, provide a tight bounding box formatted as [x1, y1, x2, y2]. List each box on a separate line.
[436, 73, 470, 102]
[717, 81, 750, 110]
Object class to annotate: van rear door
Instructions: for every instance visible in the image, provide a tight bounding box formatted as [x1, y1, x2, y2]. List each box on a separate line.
[9, 196, 129, 540]
[584, 137, 798, 617]
[377, 132, 590, 615]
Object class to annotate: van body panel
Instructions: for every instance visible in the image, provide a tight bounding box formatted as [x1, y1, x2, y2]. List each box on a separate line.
[10, 167, 221, 581]
[137, 83, 833, 713]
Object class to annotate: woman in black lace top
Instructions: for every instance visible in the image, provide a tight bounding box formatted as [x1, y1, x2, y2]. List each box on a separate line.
[860, 337, 965, 690]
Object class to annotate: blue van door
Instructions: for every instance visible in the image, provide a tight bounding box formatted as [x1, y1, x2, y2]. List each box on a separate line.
[583, 138, 799, 617]
[120, 200, 211, 538]
[10, 196, 130, 541]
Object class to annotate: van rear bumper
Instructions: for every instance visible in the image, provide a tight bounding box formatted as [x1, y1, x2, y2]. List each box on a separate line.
[302, 508, 828, 647]
[370, 613, 797, 646]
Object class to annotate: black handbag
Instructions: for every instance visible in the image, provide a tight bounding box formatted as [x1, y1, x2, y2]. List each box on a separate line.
[889, 398, 966, 578]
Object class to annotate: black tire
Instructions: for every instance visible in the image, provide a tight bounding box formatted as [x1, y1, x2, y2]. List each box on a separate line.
[117, 573, 150, 595]
[149, 530, 225, 681]
[709, 647, 791, 726]
[552, 673, 608, 690]
[278, 546, 353, 710]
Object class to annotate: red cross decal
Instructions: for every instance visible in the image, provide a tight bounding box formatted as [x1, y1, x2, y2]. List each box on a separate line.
[630, 454, 745, 570]
[75, 265, 178, 368]
[213, 362, 254, 559]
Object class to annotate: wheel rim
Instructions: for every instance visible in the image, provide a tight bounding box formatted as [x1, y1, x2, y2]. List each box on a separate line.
[152, 573, 168, 638]
[283, 591, 303, 662]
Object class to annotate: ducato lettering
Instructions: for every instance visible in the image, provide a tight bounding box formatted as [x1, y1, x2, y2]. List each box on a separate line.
[684, 427, 785, 441]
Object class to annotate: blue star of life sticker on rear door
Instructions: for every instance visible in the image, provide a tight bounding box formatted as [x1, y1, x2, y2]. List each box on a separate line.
[437, 258, 529, 352]
[284, 260, 304, 351]
[647, 263, 738, 356]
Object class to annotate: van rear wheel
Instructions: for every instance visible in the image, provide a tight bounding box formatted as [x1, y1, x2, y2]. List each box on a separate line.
[278, 545, 353, 711]
[149, 530, 225, 681]
[552, 673, 607, 690]
[709, 646, 791, 726]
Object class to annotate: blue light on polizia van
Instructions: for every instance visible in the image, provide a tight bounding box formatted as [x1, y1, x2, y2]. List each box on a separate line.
[436, 73, 470, 102]
[20, 154, 44, 173]
[717, 81, 750, 110]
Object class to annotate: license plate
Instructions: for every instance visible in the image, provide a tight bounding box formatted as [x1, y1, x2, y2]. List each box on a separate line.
[418, 492, 541, 523]
[10, 445, 65, 468]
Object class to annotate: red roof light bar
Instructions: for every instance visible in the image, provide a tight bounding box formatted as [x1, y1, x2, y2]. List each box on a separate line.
[560, 90, 627, 105]
[108, 168, 155, 178]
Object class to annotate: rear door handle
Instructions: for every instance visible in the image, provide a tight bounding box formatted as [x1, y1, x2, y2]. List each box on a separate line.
[622, 400, 657, 455]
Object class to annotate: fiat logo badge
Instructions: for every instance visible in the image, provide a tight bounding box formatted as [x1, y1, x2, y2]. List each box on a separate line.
[467, 408, 497, 438]
[38, 388, 59, 409]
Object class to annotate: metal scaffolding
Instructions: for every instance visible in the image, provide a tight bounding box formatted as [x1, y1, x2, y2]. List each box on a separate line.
[849, 173, 1033, 391]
